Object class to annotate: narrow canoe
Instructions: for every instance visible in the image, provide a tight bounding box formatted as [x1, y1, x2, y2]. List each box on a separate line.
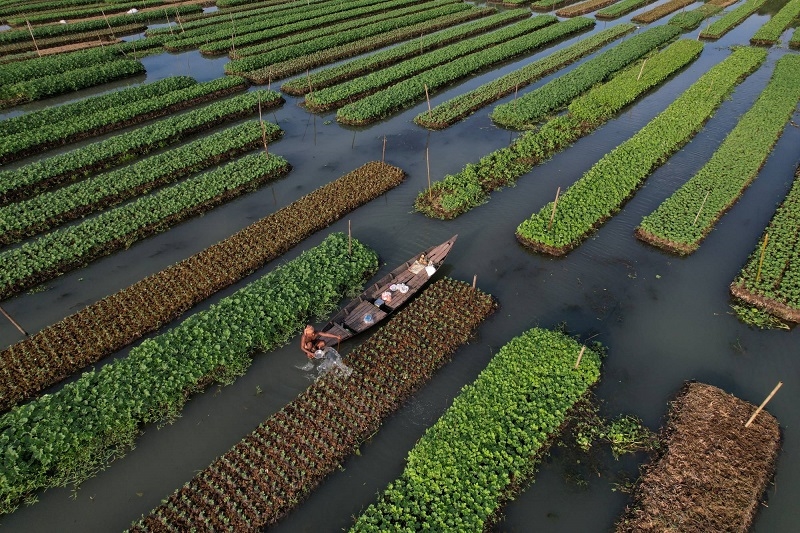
[319, 234, 458, 345]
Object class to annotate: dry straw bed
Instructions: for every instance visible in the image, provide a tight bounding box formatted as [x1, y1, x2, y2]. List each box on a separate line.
[617, 382, 780, 533]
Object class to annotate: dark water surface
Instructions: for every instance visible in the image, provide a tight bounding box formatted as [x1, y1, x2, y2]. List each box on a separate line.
[1, 3, 798, 531]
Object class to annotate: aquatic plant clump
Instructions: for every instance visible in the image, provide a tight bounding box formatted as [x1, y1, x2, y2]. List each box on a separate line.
[0, 161, 405, 413]
[616, 382, 780, 532]
[0, 233, 380, 517]
[128, 278, 497, 531]
[699, 0, 770, 39]
[350, 328, 601, 531]
[750, 0, 800, 46]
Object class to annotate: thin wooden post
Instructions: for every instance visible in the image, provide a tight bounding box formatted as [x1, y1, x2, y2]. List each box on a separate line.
[268, 69, 272, 91]
[166, 15, 173, 36]
[229, 14, 235, 58]
[348, 220, 352, 256]
[637, 58, 647, 81]
[0, 305, 28, 336]
[755, 233, 769, 283]
[426, 146, 432, 202]
[382, 135, 386, 162]
[745, 381, 782, 427]
[258, 95, 268, 155]
[514, 83, 518, 108]
[472, 274, 477, 288]
[424, 84, 431, 118]
[692, 189, 711, 225]
[574, 345, 586, 368]
[306, 69, 313, 97]
[175, 8, 185, 33]
[26, 20, 41, 57]
[101, 9, 114, 38]
[548, 187, 561, 231]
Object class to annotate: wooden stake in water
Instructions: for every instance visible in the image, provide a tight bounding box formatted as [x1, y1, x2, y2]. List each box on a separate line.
[574, 345, 586, 368]
[306, 69, 313, 97]
[0, 305, 28, 336]
[756, 233, 769, 283]
[745, 381, 782, 427]
[175, 8, 185, 33]
[425, 84, 431, 119]
[101, 9, 115, 38]
[229, 14, 236, 58]
[348, 220, 352, 256]
[382, 135, 386, 162]
[548, 187, 561, 231]
[693, 189, 711, 225]
[426, 146, 432, 202]
[166, 14, 173, 36]
[472, 274, 477, 288]
[26, 20, 41, 57]
[637, 58, 647, 81]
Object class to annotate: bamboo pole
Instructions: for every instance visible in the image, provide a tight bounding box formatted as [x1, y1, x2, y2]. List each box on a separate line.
[348, 220, 352, 256]
[637, 58, 647, 81]
[175, 8, 185, 33]
[425, 84, 431, 119]
[548, 187, 561, 231]
[101, 9, 115, 38]
[692, 189, 711, 225]
[574, 345, 586, 368]
[426, 146, 432, 202]
[306, 69, 313, 97]
[745, 381, 782, 427]
[26, 20, 41, 57]
[0, 305, 28, 336]
[382, 135, 386, 162]
[229, 14, 236, 58]
[755, 233, 769, 283]
[472, 274, 477, 289]
[166, 14, 173, 36]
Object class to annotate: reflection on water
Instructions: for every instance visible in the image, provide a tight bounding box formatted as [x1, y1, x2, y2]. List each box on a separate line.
[0, 8, 798, 533]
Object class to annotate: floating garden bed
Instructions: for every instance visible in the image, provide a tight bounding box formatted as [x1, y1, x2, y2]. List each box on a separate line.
[515, 46, 766, 256]
[730, 164, 800, 325]
[700, 0, 770, 39]
[0, 151, 291, 301]
[750, 0, 800, 46]
[0, 233, 380, 516]
[415, 38, 702, 219]
[0, 76, 248, 164]
[636, 54, 800, 256]
[337, 17, 594, 126]
[0, 89, 283, 205]
[631, 0, 695, 23]
[616, 382, 780, 532]
[0, 162, 405, 413]
[350, 328, 601, 531]
[127, 278, 497, 531]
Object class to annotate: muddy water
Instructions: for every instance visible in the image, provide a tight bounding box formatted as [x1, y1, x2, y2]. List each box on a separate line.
[1, 5, 799, 532]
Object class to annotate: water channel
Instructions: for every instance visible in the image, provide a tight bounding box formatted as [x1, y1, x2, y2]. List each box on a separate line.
[0, 2, 798, 531]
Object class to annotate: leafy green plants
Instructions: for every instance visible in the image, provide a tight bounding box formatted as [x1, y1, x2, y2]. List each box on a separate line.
[336, 17, 593, 126]
[0, 151, 291, 300]
[350, 328, 601, 531]
[305, 14, 558, 113]
[0, 89, 283, 204]
[0, 76, 248, 164]
[490, 24, 680, 129]
[281, 9, 525, 96]
[631, 0, 695, 23]
[415, 38, 703, 219]
[730, 164, 800, 324]
[0, 233, 379, 517]
[596, 0, 657, 19]
[700, 0, 770, 39]
[0, 162, 405, 413]
[750, 0, 800, 45]
[636, 54, 800, 255]
[555, 0, 618, 17]
[0, 121, 283, 245]
[414, 23, 634, 130]
[127, 278, 497, 531]
[515, 46, 766, 256]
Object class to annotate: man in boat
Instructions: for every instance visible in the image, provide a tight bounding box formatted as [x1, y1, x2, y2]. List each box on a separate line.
[300, 324, 341, 360]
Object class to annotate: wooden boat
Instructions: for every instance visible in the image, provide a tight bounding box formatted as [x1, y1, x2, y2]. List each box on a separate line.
[319, 234, 457, 345]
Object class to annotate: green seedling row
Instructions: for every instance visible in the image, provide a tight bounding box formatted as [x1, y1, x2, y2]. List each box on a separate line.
[351, 328, 601, 531]
[0, 233, 378, 516]
[636, 54, 800, 255]
[750, 0, 800, 45]
[490, 24, 680, 129]
[0, 88, 283, 205]
[337, 17, 594, 126]
[700, 0, 770, 39]
[596, 0, 656, 19]
[306, 14, 558, 112]
[515, 47, 767, 256]
[631, 0, 694, 23]
[0, 152, 291, 300]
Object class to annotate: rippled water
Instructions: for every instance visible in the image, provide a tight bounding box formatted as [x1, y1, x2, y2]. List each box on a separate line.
[0, 4, 798, 532]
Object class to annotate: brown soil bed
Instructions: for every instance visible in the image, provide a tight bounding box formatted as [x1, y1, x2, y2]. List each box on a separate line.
[730, 282, 800, 324]
[616, 382, 781, 533]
